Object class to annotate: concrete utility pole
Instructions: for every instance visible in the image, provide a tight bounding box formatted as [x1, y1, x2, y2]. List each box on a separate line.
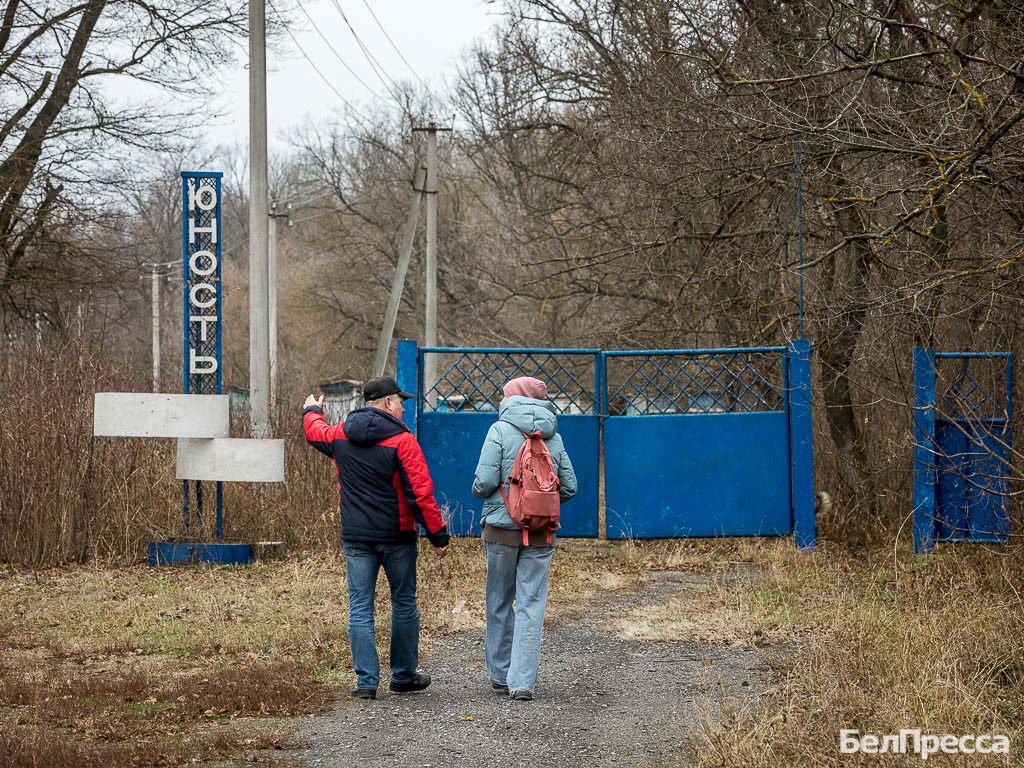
[374, 166, 426, 377]
[268, 202, 290, 407]
[249, 0, 271, 437]
[424, 125, 438, 360]
[268, 214, 277, 409]
[142, 261, 174, 391]
[411, 121, 451, 400]
[151, 267, 160, 392]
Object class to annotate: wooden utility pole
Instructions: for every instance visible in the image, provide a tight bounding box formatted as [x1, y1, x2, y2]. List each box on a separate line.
[248, 0, 271, 437]
[374, 166, 426, 377]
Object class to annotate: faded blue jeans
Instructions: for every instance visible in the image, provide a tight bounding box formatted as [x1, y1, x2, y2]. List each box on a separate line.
[484, 540, 555, 693]
[342, 541, 419, 691]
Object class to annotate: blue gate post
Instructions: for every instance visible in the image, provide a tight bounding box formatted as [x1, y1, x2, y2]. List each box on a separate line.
[788, 339, 816, 550]
[396, 339, 418, 436]
[913, 347, 937, 554]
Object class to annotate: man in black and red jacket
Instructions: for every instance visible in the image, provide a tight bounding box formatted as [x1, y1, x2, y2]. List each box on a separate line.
[303, 376, 450, 701]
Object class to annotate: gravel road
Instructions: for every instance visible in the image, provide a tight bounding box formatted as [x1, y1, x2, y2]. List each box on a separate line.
[295, 568, 768, 768]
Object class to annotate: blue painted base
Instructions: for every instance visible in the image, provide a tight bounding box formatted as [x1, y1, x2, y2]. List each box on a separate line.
[148, 542, 253, 567]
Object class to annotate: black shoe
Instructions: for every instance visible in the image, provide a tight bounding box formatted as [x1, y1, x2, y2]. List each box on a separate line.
[491, 682, 509, 694]
[389, 672, 431, 693]
[351, 688, 377, 700]
[509, 689, 533, 701]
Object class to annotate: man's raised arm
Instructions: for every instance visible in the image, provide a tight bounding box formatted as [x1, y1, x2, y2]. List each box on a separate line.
[302, 393, 335, 458]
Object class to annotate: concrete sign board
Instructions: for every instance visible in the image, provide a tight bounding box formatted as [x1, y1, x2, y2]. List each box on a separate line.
[94, 393, 229, 438]
[176, 438, 285, 482]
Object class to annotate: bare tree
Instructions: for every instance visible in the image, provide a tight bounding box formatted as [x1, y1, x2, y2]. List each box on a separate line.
[0, 0, 248, 330]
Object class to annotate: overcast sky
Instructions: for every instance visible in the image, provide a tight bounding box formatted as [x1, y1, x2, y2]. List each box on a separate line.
[198, 0, 499, 150]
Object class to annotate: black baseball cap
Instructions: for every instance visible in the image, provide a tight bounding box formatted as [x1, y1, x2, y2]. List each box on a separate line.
[363, 376, 414, 402]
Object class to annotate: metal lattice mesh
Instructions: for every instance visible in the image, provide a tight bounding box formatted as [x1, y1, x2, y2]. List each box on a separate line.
[185, 177, 220, 396]
[936, 357, 1007, 422]
[606, 352, 785, 415]
[422, 351, 597, 414]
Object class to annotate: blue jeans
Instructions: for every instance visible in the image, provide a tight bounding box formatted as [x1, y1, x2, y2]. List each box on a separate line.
[342, 541, 420, 690]
[484, 540, 554, 693]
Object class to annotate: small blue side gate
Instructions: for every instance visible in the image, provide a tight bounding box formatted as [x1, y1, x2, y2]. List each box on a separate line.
[397, 340, 816, 549]
[914, 349, 1014, 554]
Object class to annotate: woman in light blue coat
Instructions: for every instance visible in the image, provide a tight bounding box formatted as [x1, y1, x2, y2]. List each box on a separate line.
[471, 376, 577, 701]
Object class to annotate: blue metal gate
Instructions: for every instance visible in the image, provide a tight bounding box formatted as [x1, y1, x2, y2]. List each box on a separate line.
[397, 339, 816, 548]
[914, 349, 1013, 554]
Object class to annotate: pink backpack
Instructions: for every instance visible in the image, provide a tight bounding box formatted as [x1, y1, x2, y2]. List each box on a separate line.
[497, 428, 561, 545]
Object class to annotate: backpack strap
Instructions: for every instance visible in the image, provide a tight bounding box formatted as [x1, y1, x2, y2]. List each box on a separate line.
[499, 422, 540, 441]
[497, 476, 511, 510]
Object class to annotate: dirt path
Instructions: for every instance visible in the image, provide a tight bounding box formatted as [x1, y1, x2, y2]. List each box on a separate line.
[296, 566, 768, 768]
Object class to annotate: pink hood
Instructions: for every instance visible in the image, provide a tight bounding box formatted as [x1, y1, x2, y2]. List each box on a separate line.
[502, 376, 547, 400]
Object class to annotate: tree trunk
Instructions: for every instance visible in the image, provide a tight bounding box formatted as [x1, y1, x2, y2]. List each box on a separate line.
[820, 197, 874, 499]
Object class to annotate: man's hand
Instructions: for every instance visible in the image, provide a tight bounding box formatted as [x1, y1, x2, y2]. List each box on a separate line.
[433, 545, 448, 559]
[303, 393, 324, 409]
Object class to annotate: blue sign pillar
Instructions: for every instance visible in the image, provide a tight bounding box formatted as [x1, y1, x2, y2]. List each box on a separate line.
[787, 339, 816, 550]
[181, 171, 224, 539]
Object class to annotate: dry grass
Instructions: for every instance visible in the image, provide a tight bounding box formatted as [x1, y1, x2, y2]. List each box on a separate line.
[611, 539, 1024, 767]
[608, 541, 815, 647]
[0, 553, 349, 767]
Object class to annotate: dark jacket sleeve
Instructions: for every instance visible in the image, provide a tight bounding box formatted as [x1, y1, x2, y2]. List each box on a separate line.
[303, 405, 336, 457]
[395, 433, 450, 547]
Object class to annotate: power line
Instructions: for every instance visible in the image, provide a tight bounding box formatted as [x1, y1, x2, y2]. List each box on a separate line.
[267, 0, 376, 132]
[274, 187, 332, 207]
[285, 214, 317, 228]
[359, 0, 431, 93]
[288, 191, 337, 210]
[329, 0, 406, 106]
[273, 183, 337, 206]
[295, 0, 389, 104]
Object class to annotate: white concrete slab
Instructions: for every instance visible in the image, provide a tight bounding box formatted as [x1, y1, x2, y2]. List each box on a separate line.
[94, 393, 229, 438]
[176, 438, 285, 483]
